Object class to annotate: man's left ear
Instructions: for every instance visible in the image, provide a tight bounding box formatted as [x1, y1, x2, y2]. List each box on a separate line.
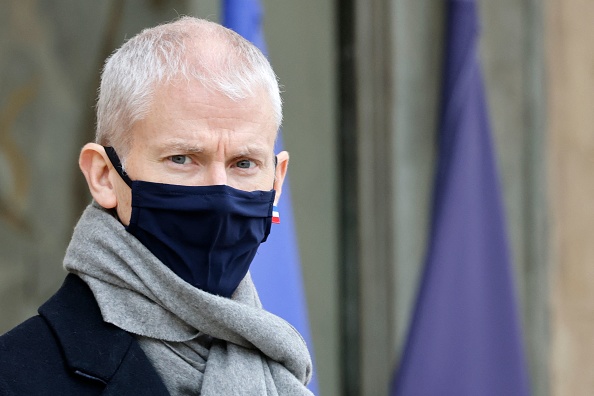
[273, 151, 289, 205]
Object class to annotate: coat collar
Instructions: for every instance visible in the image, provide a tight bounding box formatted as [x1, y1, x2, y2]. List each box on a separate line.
[39, 274, 169, 394]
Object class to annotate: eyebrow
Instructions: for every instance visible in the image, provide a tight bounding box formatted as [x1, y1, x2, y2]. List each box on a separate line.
[159, 140, 270, 158]
[232, 146, 269, 159]
[160, 141, 206, 155]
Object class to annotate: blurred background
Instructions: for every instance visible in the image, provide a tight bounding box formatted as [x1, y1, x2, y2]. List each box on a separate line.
[0, 0, 592, 395]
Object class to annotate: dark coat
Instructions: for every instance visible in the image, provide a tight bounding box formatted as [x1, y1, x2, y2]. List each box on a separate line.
[0, 274, 170, 395]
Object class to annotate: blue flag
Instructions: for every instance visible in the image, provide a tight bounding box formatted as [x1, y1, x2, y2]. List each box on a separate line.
[222, 1, 319, 393]
[390, 1, 531, 395]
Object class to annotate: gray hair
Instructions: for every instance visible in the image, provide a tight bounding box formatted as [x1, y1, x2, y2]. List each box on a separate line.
[95, 16, 282, 158]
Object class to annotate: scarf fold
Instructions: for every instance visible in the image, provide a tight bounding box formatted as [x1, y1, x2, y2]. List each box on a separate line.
[63, 203, 313, 395]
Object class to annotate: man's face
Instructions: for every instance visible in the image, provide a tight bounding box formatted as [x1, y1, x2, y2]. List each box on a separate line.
[111, 80, 280, 225]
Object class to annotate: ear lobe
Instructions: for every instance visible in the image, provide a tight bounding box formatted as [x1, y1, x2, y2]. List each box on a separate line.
[79, 143, 117, 209]
[273, 151, 289, 205]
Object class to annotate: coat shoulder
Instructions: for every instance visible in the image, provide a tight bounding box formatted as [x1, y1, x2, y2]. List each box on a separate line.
[0, 275, 169, 395]
[0, 315, 103, 395]
[0, 315, 55, 367]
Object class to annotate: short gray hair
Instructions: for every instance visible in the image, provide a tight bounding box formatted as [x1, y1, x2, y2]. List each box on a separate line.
[95, 16, 282, 158]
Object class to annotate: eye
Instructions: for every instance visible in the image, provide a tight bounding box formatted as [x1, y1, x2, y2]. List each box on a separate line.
[236, 159, 255, 169]
[169, 155, 192, 165]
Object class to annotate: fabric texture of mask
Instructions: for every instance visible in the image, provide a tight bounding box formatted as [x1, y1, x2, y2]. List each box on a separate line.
[104, 146, 275, 297]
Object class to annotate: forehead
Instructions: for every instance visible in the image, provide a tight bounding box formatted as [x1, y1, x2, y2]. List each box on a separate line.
[129, 80, 278, 152]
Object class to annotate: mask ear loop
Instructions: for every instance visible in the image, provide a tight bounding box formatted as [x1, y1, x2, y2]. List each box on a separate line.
[272, 154, 281, 224]
[271, 154, 278, 187]
[104, 146, 134, 188]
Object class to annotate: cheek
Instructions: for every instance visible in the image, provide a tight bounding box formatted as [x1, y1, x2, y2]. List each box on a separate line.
[227, 173, 274, 192]
[255, 172, 276, 191]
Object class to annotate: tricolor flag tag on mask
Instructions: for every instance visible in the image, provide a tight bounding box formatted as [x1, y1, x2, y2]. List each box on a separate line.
[272, 206, 280, 224]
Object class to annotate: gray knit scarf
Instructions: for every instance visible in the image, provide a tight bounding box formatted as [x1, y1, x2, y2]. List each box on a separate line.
[63, 203, 313, 395]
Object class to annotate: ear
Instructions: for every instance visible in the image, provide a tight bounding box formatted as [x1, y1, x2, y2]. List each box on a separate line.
[273, 151, 289, 205]
[79, 143, 118, 209]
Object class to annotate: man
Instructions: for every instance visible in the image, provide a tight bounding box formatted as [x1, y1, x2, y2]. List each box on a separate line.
[0, 17, 313, 395]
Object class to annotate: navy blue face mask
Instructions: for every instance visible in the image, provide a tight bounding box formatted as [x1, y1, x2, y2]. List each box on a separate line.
[104, 146, 275, 297]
